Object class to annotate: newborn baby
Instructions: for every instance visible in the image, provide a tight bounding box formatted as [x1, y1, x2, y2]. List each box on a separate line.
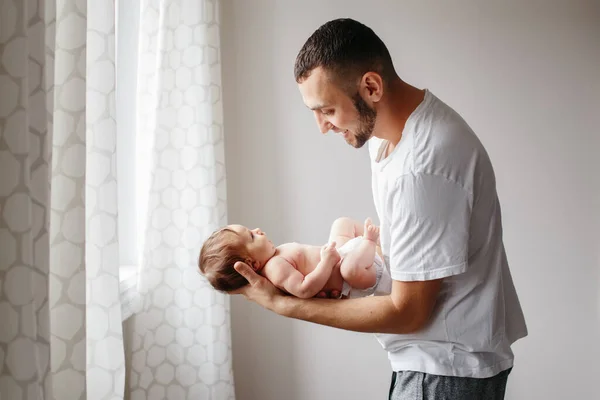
[198, 218, 390, 299]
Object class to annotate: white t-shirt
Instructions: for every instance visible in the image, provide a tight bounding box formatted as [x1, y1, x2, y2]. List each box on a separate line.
[369, 90, 527, 378]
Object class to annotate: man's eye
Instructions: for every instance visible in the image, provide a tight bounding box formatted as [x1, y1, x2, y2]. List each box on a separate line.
[322, 110, 333, 116]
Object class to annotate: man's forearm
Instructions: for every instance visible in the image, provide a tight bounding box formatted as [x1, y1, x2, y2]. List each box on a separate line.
[234, 259, 441, 335]
[272, 294, 423, 334]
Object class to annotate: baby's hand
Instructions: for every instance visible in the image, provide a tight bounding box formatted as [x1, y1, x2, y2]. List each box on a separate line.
[364, 218, 380, 243]
[320, 241, 341, 265]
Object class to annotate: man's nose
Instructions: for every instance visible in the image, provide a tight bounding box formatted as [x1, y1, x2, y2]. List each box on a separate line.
[315, 113, 332, 134]
[321, 121, 333, 134]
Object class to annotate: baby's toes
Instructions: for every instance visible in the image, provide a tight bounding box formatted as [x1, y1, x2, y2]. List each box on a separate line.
[365, 226, 373, 239]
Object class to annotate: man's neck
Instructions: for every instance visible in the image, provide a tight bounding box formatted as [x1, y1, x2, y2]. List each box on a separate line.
[375, 80, 426, 148]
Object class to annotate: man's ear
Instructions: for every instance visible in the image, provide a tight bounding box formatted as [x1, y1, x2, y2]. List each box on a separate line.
[360, 72, 384, 103]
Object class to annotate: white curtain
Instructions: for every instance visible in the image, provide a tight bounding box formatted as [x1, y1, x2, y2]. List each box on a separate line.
[0, 1, 125, 399]
[1, 0, 233, 399]
[127, 0, 235, 399]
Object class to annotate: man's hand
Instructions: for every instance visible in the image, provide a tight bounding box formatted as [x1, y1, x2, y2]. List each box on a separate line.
[315, 288, 341, 299]
[232, 262, 284, 311]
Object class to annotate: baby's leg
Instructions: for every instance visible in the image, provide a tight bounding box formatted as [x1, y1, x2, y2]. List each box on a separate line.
[328, 217, 364, 247]
[315, 217, 363, 299]
[339, 219, 378, 290]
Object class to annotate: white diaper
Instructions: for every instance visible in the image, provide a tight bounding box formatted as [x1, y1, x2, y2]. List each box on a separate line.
[337, 236, 392, 299]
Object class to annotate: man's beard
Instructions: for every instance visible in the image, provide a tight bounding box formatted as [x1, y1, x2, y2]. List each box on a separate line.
[350, 92, 377, 148]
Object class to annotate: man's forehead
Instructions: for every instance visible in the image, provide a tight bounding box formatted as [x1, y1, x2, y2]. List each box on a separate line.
[298, 69, 336, 109]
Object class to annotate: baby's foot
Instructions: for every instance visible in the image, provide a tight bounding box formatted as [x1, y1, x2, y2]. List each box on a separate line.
[364, 218, 379, 243]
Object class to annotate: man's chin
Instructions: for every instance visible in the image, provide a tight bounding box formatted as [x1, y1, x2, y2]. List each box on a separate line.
[352, 135, 371, 149]
[346, 141, 365, 149]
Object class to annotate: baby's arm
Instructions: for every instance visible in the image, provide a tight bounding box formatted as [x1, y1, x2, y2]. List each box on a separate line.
[339, 219, 378, 290]
[265, 242, 340, 299]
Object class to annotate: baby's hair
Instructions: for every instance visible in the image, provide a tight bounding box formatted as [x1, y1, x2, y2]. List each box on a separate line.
[198, 227, 252, 292]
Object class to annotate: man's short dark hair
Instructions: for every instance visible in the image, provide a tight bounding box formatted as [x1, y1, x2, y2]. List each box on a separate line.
[294, 18, 396, 89]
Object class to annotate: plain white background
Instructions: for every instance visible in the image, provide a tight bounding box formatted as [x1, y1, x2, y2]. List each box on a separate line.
[220, 0, 600, 399]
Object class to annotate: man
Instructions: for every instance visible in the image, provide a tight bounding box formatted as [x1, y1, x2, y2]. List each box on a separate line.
[233, 18, 527, 399]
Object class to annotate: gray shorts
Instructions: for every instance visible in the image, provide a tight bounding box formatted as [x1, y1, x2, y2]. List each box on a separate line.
[389, 368, 511, 400]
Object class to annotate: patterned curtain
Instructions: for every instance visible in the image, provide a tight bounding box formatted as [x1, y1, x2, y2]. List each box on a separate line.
[0, 1, 125, 399]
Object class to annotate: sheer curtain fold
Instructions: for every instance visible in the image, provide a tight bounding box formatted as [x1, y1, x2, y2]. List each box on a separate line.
[127, 0, 235, 399]
[1, 1, 232, 398]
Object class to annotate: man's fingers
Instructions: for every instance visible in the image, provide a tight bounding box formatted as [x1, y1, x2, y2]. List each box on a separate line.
[229, 286, 247, 296]
[234, 261, 260, 286]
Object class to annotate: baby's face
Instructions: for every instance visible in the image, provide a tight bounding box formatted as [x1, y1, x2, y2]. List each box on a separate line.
[228, 225, 276, 270]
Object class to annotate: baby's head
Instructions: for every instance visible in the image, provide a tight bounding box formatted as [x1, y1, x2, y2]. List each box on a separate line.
[198, 224, 276, 292]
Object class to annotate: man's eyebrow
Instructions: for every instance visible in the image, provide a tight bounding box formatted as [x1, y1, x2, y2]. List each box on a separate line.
[307, 104, 328, 111]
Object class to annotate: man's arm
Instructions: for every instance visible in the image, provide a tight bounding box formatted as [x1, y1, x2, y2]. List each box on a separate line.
[232, 175, 468, 332]
[234, 262, 442, 334]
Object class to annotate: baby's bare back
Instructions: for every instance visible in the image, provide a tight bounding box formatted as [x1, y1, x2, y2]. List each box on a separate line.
[276, 242, 345, 293]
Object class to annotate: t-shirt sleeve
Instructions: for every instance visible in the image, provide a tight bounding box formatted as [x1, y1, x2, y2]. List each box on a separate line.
[388, 173, 472, 281]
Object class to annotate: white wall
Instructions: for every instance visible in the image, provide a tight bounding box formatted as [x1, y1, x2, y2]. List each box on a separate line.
[220, 0, 600, 399]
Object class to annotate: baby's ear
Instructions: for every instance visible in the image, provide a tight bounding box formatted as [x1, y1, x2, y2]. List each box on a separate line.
[244, 258, 260, 271]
